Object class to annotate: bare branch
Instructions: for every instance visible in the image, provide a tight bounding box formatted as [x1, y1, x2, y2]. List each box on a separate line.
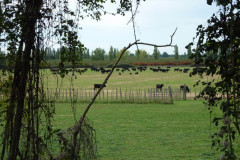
[136, 27, 177, 48]
[129, 0, 141, 55]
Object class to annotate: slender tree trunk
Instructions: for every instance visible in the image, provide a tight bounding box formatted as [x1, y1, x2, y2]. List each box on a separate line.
[7, 1, 42, 159]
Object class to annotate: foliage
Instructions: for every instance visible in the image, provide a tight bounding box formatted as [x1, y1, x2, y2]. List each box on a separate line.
[187, 45, 192, 59]
[189, 0, 240, 159]
[108, 46, 114, 60]
[91, 47, 106, 61]
[174, 45, 179, 59]
[135, 49, 149, 59]
[117, 48, 130, 60]
[162, 52, 169, 57]
[83, 48, 90, 59]
[0, 50, 6, 68]
[152, 46, 161, 60]
[133, 61, 192, 66]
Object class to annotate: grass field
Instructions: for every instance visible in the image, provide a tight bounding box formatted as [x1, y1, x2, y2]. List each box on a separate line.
[41, 66, 215, 93]
[53, 100, 236, 160]
[1, 66, 239, 159]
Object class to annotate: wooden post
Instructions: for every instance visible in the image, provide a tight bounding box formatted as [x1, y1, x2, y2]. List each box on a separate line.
[107, 89, 108, 103]
[189, 88, 191, 100]
[66, 89, 68, 101]
[111, 89, 113, 102]
[195, 88, 196, 99]
[102, 89, 105, 102]
[168, 86, 173, 104]
[129, 89, 131, 102]
[144, 89, 146, 103]
[120, 88, 122, 102]
[125, 89, 127, 102]
[183, 84, 187, 100]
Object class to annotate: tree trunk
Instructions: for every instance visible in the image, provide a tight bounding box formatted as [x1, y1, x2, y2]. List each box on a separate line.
[6, 1, 42, 159]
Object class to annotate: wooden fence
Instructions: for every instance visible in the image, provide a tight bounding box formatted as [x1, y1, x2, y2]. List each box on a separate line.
[43, 87, 195, 103]
[0, 87, 201, 103]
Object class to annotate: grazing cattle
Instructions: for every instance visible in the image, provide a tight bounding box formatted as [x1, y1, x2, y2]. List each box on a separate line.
[183, 68, 190, 73]
[180, 85, 190, 93]
[151, 68, 159, 72]
[156, 84, 164, 91]
[161, 69, 169, 73]
[135, 72, 138, 74]
[132, 67, 136, 71]
[119, 72, 121, 75]
[174, 68, 179, 72]
[94, 84, 106, 90]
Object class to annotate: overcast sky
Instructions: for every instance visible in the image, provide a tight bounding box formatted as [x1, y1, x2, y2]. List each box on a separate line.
[77, 0, 219, 55]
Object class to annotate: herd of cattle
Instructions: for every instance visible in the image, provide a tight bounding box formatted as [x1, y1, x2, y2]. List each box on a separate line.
[48, 66, 194, 92]
[57, 67, 190, 93]
[47, 66, 196, 93]
[49, 66, 193, 75]
[0, 66, 198, 93]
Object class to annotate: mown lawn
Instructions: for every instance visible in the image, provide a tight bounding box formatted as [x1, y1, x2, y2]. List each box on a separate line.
[53, 100, 229, 160]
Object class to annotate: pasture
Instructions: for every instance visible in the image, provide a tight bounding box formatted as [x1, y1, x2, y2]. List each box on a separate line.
[31, 66, 214, 103]
[41, 66, 213, 93]
[1, 66, 239, 159]
[53, 101, 230, 160]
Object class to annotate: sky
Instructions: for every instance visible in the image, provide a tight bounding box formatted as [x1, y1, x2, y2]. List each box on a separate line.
[77, 0, 219, 55]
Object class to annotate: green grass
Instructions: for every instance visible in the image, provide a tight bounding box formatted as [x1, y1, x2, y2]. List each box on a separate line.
[41, 67, 214, 94]
[53, 100, 230, 160]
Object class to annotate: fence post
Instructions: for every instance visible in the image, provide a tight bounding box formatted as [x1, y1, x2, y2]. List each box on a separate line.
[168, 86, 173, 104]
[107, 89, 108, 103]
[144, 89, 147, 103]
[183, 84, 187, 100]
[194, 88, 196, 99]
[120, 88, 122, 102]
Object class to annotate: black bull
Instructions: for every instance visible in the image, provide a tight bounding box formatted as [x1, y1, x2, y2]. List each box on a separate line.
[94, 84, 106, 90]
[180, 85, 190, 93]
[156, 84, 164, 90]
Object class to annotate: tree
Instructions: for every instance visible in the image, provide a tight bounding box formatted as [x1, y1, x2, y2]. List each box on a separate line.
[108, 46, 114, 60]
[174, 45, 179, 59]
[83, 48, 90, 59]
[117, 48, 130, 60]
[135, 49, 149, 58]
[152, 46, 160, 59]
[113, 48, 118, 59]
[189, 0, 240, 159]
[91, 47, 106, 61]
[187, 45, 192, 59]
[0, 0, 141, 159]
[162, 52, 169, 58]
[0, 50, 6, 68]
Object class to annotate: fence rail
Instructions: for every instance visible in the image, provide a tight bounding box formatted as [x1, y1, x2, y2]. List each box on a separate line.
[0, 87, 200, 103]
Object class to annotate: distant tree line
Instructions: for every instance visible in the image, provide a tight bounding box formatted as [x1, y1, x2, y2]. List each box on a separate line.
[0, 45, 192, 68]
[45, 45, 190, 61]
